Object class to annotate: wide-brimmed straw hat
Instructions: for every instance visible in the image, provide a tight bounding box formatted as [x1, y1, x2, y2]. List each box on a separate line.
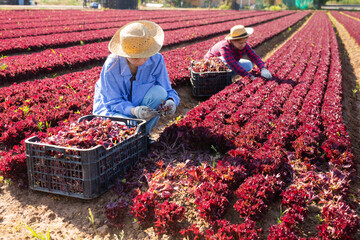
[108, 20, 164, 58]
[225, 25, 254, 40]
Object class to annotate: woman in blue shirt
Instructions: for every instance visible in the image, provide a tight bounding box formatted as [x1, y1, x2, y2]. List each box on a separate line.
[93, 21, 180, 134]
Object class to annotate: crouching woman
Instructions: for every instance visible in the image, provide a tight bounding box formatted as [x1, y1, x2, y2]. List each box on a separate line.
[93, 21, 180, 135]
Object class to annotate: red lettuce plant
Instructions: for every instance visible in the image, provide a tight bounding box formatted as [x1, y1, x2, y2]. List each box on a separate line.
[180, 225, 205, 240]
[268, 186, 309, 239]
[268, 222, 300, 240]
[154, 200, 185, 235]
[104, 199, 129, 228]
[0, 144, 27, 187]
[234, 174, 284, 220]
[281, 186, 309, 209]
[317, 200, 360, 239]
[207, 219, 262, 240]
[194, 182, 230, 222]
[130, 191, 158, 227]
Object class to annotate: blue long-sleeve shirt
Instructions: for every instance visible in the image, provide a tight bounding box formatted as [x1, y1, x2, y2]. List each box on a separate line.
[93, 53, 180, 117]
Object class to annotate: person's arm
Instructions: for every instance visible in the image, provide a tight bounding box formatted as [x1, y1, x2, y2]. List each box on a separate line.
[245, 44, 273, 79]
[94, 59, 135, 117]
[220, 47, 252, 77]
[153, 54, 180, 106]
[244, 44, 265, 70]
[104, 72, 135, 117]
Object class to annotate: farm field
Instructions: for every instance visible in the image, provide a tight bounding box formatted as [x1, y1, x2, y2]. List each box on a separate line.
[0, 8, 359, 240]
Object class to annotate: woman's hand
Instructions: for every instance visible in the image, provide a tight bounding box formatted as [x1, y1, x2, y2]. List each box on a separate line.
[261, 68, 272, 79]
[163, 99, 176, 115]
[132, 106, 159, 121]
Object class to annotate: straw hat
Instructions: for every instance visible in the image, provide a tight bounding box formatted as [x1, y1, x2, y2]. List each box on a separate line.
[109, 21, 164, 58]
[225, 25, 254, 40]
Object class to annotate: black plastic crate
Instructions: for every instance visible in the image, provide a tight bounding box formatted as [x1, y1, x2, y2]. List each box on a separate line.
[25, 115, 147, 199]
[190, 67, 233, 97]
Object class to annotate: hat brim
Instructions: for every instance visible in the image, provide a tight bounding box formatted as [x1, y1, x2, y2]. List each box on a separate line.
[225, 27, 254, 40]
[108, 21, 164, 58]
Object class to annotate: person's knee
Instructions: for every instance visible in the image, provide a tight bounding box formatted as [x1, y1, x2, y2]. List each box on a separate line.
[142, 85, 167, 108]
[244, 62, 253, 72]
[151, 85, 167, 102]
[239, 59, 253, 72]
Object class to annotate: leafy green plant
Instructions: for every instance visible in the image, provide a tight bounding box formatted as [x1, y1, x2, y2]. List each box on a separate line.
[276, 205, 287, 224]
[88, 208, 98, 236]
[352, 82, 360, 98]
[0, 176, 13, 185]
[67, 83, 77, 93]
[315, 213, 323, 222]
[24, 223, 51, 240]
[37, 121, 44, 132]
[19, 105, 30, 116]
[114, 231, 125, 240]
[46, 121, 52, 130]
[1, 63, 7, 70]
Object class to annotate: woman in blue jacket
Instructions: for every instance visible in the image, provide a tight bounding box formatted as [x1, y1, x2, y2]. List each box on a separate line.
[93, 21, 180, 135]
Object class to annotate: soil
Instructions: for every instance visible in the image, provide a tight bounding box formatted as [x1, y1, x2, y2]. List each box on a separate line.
[0, 11, 359, 240]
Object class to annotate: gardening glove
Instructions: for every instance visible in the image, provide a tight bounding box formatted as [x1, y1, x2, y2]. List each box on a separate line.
[261, 68, 272, 79]
[133, 106, 159, 121]
[250, 75, 257, 80]
[163, 99, 176, 116]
